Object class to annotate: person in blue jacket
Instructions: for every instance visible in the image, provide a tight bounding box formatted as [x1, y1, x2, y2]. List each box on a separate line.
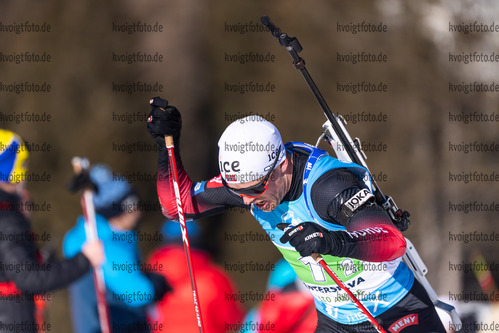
[63, 164, 169, 333]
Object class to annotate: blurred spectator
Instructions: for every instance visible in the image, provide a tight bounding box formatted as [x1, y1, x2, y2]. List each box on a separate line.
[0, 129, 103, 333]
[63, 164, 169, 333]
[147, 219, 245, 332]
[243, 259, 317, 333]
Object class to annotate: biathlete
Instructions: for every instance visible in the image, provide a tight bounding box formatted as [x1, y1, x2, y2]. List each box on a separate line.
[146, 96, 446, 333]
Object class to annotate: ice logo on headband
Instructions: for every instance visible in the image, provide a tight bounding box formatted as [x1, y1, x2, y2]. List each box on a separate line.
[263, 147, 280, 172]
[219, 160, 241, 173]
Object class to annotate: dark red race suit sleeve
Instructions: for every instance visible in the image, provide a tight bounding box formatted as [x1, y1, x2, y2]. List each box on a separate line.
[333, 208, 407, 262]
[311, 168, 406, 262]
[156, 147, 247, 221]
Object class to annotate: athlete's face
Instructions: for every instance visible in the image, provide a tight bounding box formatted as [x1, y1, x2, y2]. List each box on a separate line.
[226, 157, 291, 212]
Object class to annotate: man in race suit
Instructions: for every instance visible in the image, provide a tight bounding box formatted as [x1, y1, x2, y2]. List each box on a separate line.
[146, 97, 446, 332]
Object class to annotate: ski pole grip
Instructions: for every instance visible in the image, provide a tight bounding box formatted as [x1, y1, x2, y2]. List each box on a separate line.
[261, 16, 280, 38]
[72, 158, 82, 175]
[311, 253, 322, 262]
[260, 16, 272, 28]
[71, 156, 89, 175]
[165, 135, 174, 148]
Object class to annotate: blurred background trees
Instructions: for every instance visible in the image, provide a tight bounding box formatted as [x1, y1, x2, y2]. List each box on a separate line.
[1, 0, 498, 330]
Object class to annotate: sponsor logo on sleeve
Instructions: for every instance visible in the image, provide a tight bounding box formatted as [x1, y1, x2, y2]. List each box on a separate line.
[344, 189, 374, 213]
[388, 314, 419, 333]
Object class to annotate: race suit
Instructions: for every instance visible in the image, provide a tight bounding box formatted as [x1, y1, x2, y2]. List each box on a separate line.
[155, 141, 443, 331]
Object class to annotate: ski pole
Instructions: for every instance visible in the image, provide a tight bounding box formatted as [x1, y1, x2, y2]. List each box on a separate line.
[165, 136, 204, 332]
[311, 253, 387, 333]
[71, 157, 112, 333]
[263, 17, 386, 332]
[262, 16, 462, 328]
[159, 106, 204, 332]
[276, 222, 385, 331]
[260, 16, 360, 167]
[260, 16, 410, 231]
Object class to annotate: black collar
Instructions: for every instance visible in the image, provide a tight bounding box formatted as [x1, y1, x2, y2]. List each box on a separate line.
[281, 151, 308, 203]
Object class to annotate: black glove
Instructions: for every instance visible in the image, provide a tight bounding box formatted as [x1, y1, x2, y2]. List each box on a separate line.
[146, 271, 172, 302]
[67, 170, 98, 193]
[278, 222, 336, 257]
[146, 96, 182, 149]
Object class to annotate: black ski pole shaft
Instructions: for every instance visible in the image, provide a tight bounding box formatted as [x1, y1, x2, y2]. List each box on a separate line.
[261, 16, 410, 230]
[261, 16, 385, 200]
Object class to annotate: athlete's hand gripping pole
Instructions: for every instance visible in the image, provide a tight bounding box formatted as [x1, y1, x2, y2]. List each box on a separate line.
[277, 222, 386, 332]
[70, 157, 112, 333]
[154, 97, 205, 333]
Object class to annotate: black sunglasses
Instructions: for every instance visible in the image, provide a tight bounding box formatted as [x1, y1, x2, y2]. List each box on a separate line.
[222, 146, 281, 198]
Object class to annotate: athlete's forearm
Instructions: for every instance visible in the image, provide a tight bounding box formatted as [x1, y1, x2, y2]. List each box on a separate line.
[330, 222, 406, 262]
[157, 147, 196, 219]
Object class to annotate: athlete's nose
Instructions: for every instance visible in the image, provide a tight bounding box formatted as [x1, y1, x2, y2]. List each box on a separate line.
[242, 196, 254, 205]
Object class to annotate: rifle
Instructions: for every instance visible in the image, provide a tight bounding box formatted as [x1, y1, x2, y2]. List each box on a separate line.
[261, 15, 461, 329]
